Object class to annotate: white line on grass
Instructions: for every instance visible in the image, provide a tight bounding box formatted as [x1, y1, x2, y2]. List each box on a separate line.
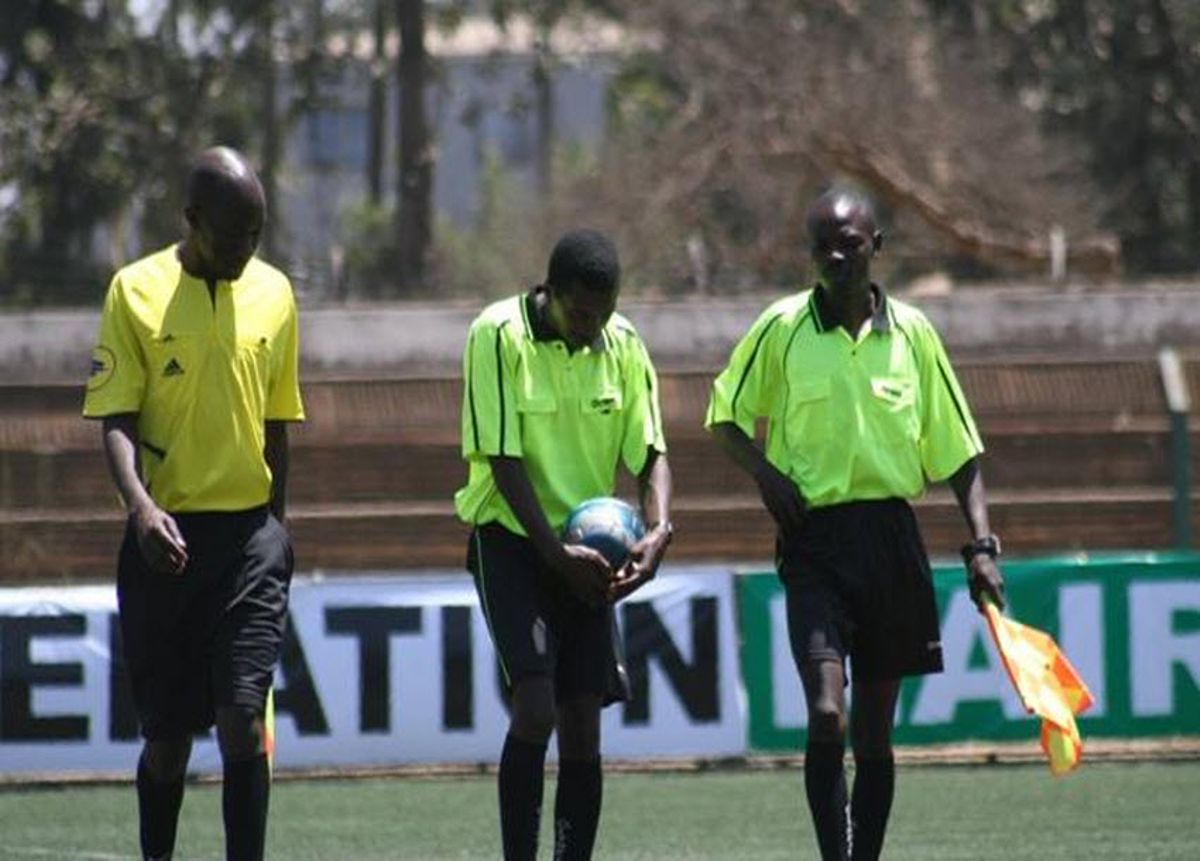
[1, 849, 130, 860]
[1, 847, 220, 860]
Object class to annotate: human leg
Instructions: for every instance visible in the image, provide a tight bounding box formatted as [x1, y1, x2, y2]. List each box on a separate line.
[118, 523, 197, 861]
[849, 678, 901, 861]
[801, 659, 850, 861]
[468, 526, 564, 861]
[554, 694, 604, 860]
[216, 706, 270, 861]
[501, 677, 557, 861]
[212, 511, 293, 861]
[137, 737, 192, 860]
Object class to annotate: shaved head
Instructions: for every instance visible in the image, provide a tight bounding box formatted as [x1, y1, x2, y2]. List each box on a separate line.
[805, 187, 882, 297]
[181, 147, 266, 282]
[186, 146, 265, 217]
[805, 188, 878, 240]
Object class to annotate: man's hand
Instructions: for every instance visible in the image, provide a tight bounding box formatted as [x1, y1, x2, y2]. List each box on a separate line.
[609, 523, 672, 603]
[753, 462, 807, 536]
[552, 544, 612, 608]
[966, 553, 1005, 612]
[131, 503, 189, 575]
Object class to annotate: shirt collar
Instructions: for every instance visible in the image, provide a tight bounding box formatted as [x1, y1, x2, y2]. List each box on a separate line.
[522, 286, 608, 352]
[810, 283, 891, 334]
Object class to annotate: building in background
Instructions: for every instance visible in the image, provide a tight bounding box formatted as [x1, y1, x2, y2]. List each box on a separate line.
[279, 16, 625, 299]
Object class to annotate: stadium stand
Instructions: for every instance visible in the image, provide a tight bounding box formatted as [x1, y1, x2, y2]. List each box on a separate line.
[1, 355, 1197, 582]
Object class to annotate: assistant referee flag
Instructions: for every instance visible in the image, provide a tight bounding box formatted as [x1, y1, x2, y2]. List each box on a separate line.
[984, 604, 1094, 775]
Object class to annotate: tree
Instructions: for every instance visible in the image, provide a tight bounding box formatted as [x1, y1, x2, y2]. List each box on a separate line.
[569, 0, 1118, 290]
[395, 0, 433, 289]
[926, 0, 1200, 273]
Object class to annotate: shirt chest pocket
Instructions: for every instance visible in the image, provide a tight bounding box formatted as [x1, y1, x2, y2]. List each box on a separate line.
[869, 376, 920, 440]
[785, 378, 832, 444]
[235, 331, 274, 390]
[516, 389, 559, 417]
[581, 387, 623, 417]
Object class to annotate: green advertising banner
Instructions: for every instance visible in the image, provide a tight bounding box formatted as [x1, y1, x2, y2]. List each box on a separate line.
[738, 552, 1200, 751]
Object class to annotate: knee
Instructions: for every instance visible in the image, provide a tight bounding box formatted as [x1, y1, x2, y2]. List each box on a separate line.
[807, 702, 847, 743]
[556, 700, 601, 760]
[851, 721, 894, 760]
[509, 685, 556, 745]
[142, 738, 192, 782]
[216, 706, 265, 762]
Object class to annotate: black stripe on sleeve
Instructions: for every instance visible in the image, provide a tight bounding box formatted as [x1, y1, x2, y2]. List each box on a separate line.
[729, 313, 783, 418]
[140, 440, 167, 460]
[644, 367, 661, 442]
[935, 356, 975, 444]
[466, 332, 480, 452]
[495, 321, 510, 454]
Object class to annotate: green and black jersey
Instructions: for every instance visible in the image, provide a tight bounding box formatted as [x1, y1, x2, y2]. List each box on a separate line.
[706, 285, 982, 508]
[455, 288, 667, 535]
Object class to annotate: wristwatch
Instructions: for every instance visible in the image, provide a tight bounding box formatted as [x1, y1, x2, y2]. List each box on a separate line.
[961, 534, 1001, 565]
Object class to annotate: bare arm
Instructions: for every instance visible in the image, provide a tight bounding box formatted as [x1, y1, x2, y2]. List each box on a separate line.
[488, 455, 611, 605]
[611, 449, 674, 601]
[710, 421, 807, 535]
[100, 415, 187, 575]
[264, 420, 289, 522]
[948, 456, 1005, 610]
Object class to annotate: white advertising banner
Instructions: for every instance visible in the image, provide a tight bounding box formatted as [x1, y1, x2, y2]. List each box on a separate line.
[0, 567, 745, 774]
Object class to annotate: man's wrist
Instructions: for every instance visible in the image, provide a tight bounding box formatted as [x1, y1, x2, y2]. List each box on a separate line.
[648, 520, 674, 543]
[961, 534, 1001, 565]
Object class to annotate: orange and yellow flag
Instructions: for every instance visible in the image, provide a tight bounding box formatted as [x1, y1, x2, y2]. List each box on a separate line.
[264, 686, 276, 775]
[984, 604, 1094, 775]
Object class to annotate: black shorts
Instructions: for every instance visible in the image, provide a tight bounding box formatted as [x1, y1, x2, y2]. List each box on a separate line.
[117, 507, 294, 740]
[466, 523, 629, 706]
[776, 498, 943, 682]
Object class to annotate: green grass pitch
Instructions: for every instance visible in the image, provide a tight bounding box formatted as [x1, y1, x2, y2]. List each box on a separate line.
[1, 761, 1197, 859]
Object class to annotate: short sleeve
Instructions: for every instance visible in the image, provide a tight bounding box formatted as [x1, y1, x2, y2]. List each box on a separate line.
[705, 305, 785, 437]
[620, 331, 667, 475]
[461, 318, 522, 459]
[265, 293, 306, 421]
[917, 319, 984, 481]
[82, 274, 146, 418]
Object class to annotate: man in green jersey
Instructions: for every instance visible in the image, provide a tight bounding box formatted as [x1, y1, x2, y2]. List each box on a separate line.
[456, 229, 674, 860]
[707, 189, 1005, 860]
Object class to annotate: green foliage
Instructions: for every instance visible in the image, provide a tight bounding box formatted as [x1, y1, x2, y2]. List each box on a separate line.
[337, 199, 400, 298]
[926, 0, 1200, 272]
[431, 149, 545, 298]
[0, 0, 336, 306]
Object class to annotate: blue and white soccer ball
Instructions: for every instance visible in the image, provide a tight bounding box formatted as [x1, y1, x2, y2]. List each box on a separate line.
[562, 497, 646, 568]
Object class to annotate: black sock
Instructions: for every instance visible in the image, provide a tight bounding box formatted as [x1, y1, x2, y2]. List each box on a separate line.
[222, 754, 270, 861]
[851, 755, 895, 861]
[554, 757, 603, 860]
[805, 740, 849, 861]
[499, 733, 548, 861]
[137, 756, 185, 861]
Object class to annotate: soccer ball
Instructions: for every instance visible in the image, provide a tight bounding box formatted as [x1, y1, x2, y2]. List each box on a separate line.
[562, 497, 646, 568]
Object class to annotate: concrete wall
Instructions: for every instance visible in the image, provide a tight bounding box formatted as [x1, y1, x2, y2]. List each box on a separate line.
[3, 287, 1198, 385]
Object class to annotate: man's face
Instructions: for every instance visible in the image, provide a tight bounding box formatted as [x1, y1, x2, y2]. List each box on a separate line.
[547, 281, 618, 350]
[810, 211, 878, 294]
[190, 199, 263, 281]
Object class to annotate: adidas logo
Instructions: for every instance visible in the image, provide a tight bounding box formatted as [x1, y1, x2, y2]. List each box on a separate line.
[163, 358, 185, 377]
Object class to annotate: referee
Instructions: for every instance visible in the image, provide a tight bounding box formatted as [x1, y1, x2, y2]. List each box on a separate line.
[706, 189, 1005, 860]
[83, 147, 304, 861]
[456, 229, 673, 860]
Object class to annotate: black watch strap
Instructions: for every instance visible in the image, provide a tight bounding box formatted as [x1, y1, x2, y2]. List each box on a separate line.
[961, 534, 1001, 565]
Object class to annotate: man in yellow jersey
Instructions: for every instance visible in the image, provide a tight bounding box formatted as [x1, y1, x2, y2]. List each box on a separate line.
[707, 189, 1005, 861]
[456, 229, 673, 860]
[82, 147, 304, 861]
